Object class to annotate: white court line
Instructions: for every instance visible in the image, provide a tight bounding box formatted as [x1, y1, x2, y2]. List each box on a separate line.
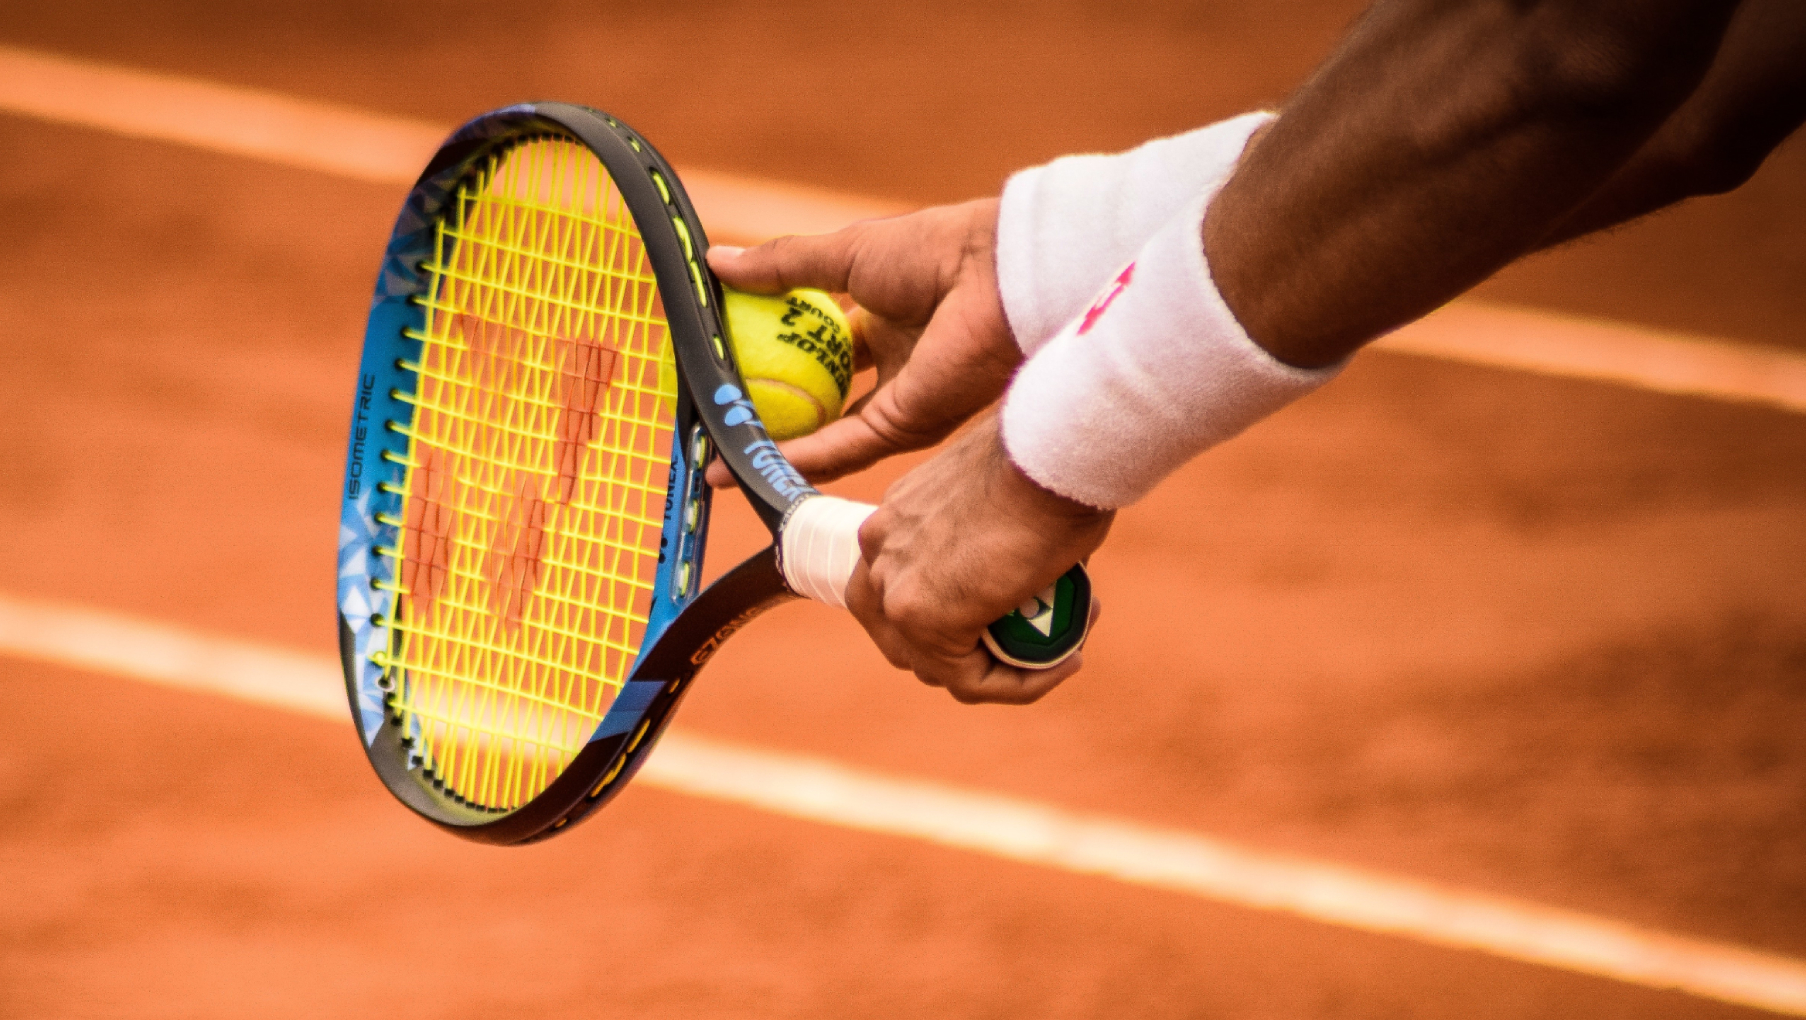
[1381, 303, 1806, 415]
[5, 44, 1806, 413]
[0, 44, 904, 246]
[5, 41, 1806, 1009]
[3, 590, 1806, 1017]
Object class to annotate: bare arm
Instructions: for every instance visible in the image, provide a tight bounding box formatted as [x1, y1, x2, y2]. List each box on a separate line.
[1540, 0, 1806, 245]
[716, 0, 1792, 703]
[1207, 0, 1746, 369]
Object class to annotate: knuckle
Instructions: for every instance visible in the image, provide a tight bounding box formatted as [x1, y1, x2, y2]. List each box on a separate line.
[860, 394, 944, 452]
[885, 589, 940, 635]
[784, 427, 873, 484]
[852, 614, 914, 673]
[856, 509, 892, 561]
[760, 235, 805, 285]
[914, 665, 952, 689]
[744, 234, 788, 262]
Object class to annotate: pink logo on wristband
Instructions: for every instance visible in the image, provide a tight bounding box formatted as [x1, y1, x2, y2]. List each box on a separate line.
[1078, 262, 1135, 336]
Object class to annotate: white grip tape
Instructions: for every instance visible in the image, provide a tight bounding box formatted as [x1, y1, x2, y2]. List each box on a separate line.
[780, 495, 877, 609]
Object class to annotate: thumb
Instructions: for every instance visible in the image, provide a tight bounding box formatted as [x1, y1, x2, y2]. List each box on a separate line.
[703, 373, 946, 487]
[779, 380, 951, 482]
[707, 228, 864, 296]
[701, 407, 917, 487]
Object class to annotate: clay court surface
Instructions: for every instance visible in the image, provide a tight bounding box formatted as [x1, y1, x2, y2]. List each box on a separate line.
[3, 2, 1805, 1017]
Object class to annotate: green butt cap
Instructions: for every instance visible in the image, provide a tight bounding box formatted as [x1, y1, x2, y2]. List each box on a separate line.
[981, 564, 1091, 669]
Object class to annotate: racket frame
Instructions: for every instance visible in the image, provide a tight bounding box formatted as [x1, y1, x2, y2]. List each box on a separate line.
[338, 103, 811, 844]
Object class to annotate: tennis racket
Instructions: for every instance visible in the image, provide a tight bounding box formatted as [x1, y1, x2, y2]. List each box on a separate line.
[336, 103, 1091, 844]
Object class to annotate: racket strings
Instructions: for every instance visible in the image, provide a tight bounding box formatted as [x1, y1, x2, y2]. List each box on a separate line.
[380, 138, 676, 811]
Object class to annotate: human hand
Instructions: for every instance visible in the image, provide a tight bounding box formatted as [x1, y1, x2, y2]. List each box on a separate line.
[846, 414, 1112, 704]
[704, 198, 1018, 485]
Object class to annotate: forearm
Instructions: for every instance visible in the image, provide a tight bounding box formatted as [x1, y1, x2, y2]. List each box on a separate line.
[1206, 0, 1744, 368]
[1539, 0, 1806, 246]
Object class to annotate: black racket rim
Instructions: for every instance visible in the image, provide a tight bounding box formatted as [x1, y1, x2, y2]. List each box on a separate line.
[337, 103, 814, 845]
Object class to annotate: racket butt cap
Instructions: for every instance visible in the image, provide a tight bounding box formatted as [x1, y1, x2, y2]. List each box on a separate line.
[981, 564, 1091, 669]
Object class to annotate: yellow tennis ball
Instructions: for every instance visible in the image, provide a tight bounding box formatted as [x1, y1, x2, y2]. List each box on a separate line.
[722, 287, 855, 440]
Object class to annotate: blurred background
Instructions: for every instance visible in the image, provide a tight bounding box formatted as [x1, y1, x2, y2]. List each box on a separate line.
[1, 2, 1803, 1017]
[8, 0, 1805, 346]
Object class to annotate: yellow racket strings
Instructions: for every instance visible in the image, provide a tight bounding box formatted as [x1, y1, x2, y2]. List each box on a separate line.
[380, 138, 675, 811]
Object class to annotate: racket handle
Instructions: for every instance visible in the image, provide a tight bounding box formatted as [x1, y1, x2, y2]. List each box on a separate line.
[781, 495, 1090, 669]
[781, 495, 875, 609]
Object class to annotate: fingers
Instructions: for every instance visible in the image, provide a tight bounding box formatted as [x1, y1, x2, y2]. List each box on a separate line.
[911, 596, 1100, 705]
[932, 651, 1085, 705]
[707, 231, 864, 296]
[862, 617, 1084, 706]
[784, 292, 1015, 480]
[782, 388, 953, 482]
[703, 397, 954, 487]
[845, 552, 1098, 707]
[703, 457, 737, 489]
[848, 305, 880, 372]
[702, 203, 1016, 483]
[702, 390, 941, 488]
[703, 302, 997, 486]
[709, 204, 969, 324]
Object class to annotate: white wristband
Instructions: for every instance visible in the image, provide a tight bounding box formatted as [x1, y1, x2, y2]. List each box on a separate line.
[994, 111, 1273, 356]
[1001, 192, 1340, 510]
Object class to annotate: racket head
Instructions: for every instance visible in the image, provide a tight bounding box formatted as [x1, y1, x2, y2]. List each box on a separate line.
[337, 104, 807, 844]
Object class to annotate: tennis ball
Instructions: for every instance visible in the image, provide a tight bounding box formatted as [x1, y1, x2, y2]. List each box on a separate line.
[722, 287, 855, 440]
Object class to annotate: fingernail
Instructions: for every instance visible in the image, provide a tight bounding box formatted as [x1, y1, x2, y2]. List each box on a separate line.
[708, 245, 745, 260]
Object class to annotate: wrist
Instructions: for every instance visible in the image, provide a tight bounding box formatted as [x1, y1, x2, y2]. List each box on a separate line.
[994, 111, 1274, 357]
[985, 417, 1112, 526]
[1001, 191, 1341, 510]
[956, 198, 1023, 368]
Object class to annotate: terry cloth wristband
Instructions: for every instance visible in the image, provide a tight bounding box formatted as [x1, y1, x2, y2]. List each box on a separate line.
[994, 111, 1273, 356]
[1001, 191, 1341, 510]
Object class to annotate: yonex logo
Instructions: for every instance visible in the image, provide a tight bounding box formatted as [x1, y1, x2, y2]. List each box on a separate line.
[713, 386, 810, 497]
[713, 383, 758, 426]
[1014, 583, 1059, 637]
[742, 440, 809, 499]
